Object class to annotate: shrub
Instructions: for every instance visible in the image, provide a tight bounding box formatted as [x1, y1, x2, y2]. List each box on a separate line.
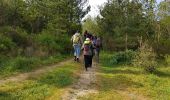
[0, 55, 9, 67]
[37, 31, 71, 55]
[110, 50, 136, 65]
[133, 42, 158, 73]
[0, 26, 29, 47]
[100, 52, 114, 67]
[0, 26, 32, 56]
[0, 34, 16, 53]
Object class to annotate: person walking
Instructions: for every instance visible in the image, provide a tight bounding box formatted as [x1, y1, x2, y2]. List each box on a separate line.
[71, 31, 83, 62]
[82, 38, 94, 71]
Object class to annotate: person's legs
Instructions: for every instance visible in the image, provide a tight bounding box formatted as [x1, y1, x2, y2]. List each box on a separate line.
[76, 45, 81, 62]
[73, 45, 77, 61]
[74, 45, 79, 62]
[84, 55, 88, 71]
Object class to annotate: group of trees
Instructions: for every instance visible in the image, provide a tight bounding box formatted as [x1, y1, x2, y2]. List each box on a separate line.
[0, 0, 90, 56]
[0, 0, 90, 34]
[84, 0, 170, 54]
[0, 0, 91, 75]
[83, 0, 170, 72]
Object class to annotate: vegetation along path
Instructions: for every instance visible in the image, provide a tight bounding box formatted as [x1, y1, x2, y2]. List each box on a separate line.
[0, 59, 72, 85]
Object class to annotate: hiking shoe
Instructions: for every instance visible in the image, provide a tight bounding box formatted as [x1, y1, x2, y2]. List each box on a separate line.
[74, 56, 76, 61]
[76, 58, 79, 62]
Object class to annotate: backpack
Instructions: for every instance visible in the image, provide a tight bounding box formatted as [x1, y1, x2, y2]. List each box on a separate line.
[84, 44, 90, 52]
[73, 34, 80, 44]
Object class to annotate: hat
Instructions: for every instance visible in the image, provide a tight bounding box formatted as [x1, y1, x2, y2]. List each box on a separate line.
[86, 38, 90, 41]
[84, 38, 91, 44]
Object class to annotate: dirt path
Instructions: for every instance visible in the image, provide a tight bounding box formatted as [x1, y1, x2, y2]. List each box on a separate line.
[0, 59, 72, 85]
[62, 62, 98, 100]
[0, 57, 147, 100]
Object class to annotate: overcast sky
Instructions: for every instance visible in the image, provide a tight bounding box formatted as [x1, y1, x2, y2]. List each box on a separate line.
[84, 0, 163, 18]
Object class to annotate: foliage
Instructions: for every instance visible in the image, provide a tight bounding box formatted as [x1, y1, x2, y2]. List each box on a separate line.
[82, 16, 101, 35]
[37, 31, 72, 54]
[111, 50, 136, 65]
[0, 0, 90, 55]
[100, 52, 115, 67]
[0, 34, 15, 53]
[133, 42, 158, 73]
[1, 27, 29, 47]
[0, 0, 90, 75]
[0, 0, 90, 34]
[100, 50, 136, 67]
[82, 0, 170, 56]
[94, 0, 150, 50]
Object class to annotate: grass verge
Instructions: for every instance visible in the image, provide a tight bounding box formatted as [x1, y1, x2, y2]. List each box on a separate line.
[0, 62, 82, 100]
[0, 54, 70, 78]
[79, 52, 170, 100]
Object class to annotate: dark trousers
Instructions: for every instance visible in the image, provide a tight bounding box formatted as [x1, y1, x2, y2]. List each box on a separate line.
[84, 55, 93, 70]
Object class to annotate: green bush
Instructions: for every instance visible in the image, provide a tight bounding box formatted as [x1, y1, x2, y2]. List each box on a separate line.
[133, 42, 158, 73]
[100, 52, 114, 67]
[37, 31, 71, 55]
[0, 26, 13, 33]
[0, 26, 29, 47]
[111, 50, 136, 65]
[0, 34, 16, 53]
[0, 55, 9, 67]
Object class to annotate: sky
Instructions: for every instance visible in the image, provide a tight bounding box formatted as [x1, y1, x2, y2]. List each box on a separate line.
[84, 0, 164, 19]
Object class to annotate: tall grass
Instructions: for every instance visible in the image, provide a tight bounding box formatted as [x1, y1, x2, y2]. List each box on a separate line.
[0, 54, 70, 78]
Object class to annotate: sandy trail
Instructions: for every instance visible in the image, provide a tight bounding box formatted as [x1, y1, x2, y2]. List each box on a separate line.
[62, 62, 98, 100]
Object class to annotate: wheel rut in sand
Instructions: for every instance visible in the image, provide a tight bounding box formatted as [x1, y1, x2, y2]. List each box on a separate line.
[62, 62, 98, 100]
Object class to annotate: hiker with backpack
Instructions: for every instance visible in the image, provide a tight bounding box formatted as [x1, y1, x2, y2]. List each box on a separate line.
[71, 31, 83, 62]
[82, 38, 95, 71]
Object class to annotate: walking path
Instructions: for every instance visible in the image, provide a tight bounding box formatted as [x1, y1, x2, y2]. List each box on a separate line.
[0, 57, 148, 100]
[62, 62, 98, 100]
[0, 59, 72, 85]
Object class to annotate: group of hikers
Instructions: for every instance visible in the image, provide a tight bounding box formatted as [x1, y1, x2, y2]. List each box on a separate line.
[71, 30, 102, 71]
